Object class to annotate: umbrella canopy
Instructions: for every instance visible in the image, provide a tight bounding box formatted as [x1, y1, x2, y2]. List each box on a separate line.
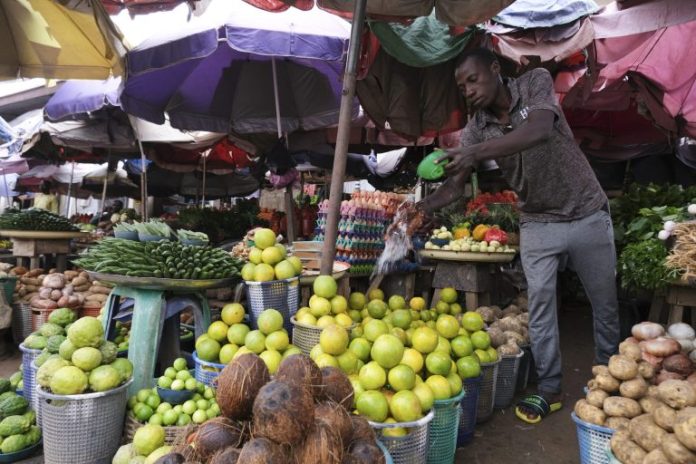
[243, 0, 516, 27]
[120, 0, 355, 134]
[0, 0, 125, 80]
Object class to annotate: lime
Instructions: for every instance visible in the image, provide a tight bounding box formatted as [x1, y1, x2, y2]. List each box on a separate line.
[145, 394, 161, 410]
[387, 364, 416, 391]
[176, 370, 192, 381]
[148, 413, 163, 425]
[177, 413, 191, 426]
[244, 330, 266, 354]
[171, 379, 185, 391]
[173, 358, 188, 371]
[182, 400, 197, 415]
[192, 410, 207, 424]
[221, 303, 245, 325]
[134, 403, 154, 422]
[162, 409, 178, 426]
[227, 324, 250, 345]
[185, 378, 197, 391]
[157, 376, 172, 389]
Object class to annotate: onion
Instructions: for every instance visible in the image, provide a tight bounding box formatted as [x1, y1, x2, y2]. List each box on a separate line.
[689, 204, 696, 215]
[663, 353, 694, 376]
[640, 350, 664, 369]
[676, 338, 694, 353]
[664, 221, 677, 232]
[668, 323, 695, 341]
[658, 230, 671, 240]
[690, 350, 696, 364]
[655, 370, 683, 385]
[643, 337, 681, 357]
[632, 322, 665, 341]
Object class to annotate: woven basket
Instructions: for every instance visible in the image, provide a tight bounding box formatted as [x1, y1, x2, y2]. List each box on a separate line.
[80, 306, 102, 318]
[291, 316, 355, 355]
[19, 344, 42, 413]
[11, 303, 32, 345]
[245, 277, 299, 333]
[193, 350, 225, 387]
[494, 350, 524, 409]
[123, 413, 194, 445]
[457, 375, 481, 446]
[571, 412, 615, 464]
[370, 410, 434, 464]
[30, 307, 54, 332]
[38, 379, 132, 464]
[426, 390, 465, 464]
[476, 359, 501, 423]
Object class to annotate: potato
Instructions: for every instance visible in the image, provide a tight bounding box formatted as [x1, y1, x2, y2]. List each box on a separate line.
[605, 416, 630, 430]
[611, 429, 647, 464]
[593, 365, 610, 377]
[657, 380, 696, 410]
[90, 285, 112, 295]
[604, 397, 642, 418]
[596, 372, 621, 393]
[653, 404, 677, 432]
[674, 408, 696, 451]
[629, 414, 667, 451]
[661, 433, 696, 464]
[648, 386, 660, 398]
[643, 448, 670, 464]
[620, 341, 643, 362]
[574, 399, 606, 426]
[609, 354, 639, 380]
[640, 397, 665, 415]
[620, 376, 649, 400]
[587, 389, 609, 409]
[639, 362, 656, 381]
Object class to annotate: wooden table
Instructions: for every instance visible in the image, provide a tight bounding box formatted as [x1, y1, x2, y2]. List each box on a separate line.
[648, 279, 696, 324]
[0, 230, 88, 271]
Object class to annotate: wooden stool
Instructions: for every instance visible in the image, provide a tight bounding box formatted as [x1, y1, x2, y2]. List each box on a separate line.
[665, 282, 696, 325]
[431, 261, 493, 310]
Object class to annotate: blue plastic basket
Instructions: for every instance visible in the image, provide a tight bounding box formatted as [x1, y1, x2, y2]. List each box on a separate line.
[19, 344, 41, 413]
[457, 375, 481, 446]
[376, 441, 394, 464]
[192, 350, 225, 387]
[427, 390, 465, 464]
[571, 412, 614, 464]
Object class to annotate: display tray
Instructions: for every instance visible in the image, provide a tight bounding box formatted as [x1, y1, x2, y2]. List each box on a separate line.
[418, 249, 516, 263]
[86, 271, 238, 291]
[0, 230, 87, 239]
[300, 261, 351, 284]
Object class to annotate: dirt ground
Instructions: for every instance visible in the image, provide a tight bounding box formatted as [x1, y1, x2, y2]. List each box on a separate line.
[0, 302, 596, 464]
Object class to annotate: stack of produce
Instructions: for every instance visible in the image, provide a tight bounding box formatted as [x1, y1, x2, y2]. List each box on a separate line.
[195, 304, 301, 374]
[0, 391, 40, 455]
[12, 268, 44, 304]
[34, 316, 133, 395]
[22, 307, 78, 353]
[30, 271, 88, 311]
[307, 280, 490, 426]
[113, 320, 130, 353]
[74, 238, 242, 279]
[112, 424, 174, 464]
[176, 229, 209, 244]
[0, 208, 78, 231]
[81, 280, 113, 312]
[314, 191, 402, 275]
[239, 228, 302, 282]
[127, 358, 220, 427]
[119, 353, 387, 464]
[424, 225, 516, 254]
[8, 370, 22, 393]
[629, 322, 696, 383]
[476, 297, 530, 356]
[294, 276, 356, 330]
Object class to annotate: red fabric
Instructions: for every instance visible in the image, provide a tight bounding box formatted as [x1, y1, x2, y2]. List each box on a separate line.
[149, 139, 254, 170]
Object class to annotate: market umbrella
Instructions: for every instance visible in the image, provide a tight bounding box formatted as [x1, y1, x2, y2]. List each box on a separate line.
[0, 0, 125, 80]
[120, 0, 356, 134]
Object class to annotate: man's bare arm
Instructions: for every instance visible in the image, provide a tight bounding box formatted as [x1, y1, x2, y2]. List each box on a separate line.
[419, 168, 471, 214]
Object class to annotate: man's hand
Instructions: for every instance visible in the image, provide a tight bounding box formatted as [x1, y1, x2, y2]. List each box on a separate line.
[435, 145, 479, 175]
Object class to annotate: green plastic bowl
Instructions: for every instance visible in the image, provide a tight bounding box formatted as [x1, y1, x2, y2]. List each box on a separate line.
[417, 149, 448, 180]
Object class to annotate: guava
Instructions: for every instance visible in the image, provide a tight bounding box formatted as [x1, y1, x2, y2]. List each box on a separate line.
[37, 356, 70, 387]
[112, 443, 136, 464]
[144, 446, 173, 464]
[132, 424, 165, 457]
[49, 366, 88, 395]
[58, 338, 77, 361]
[22, 334, 46, 350]
[88, 365, 121, 392]
[71, 347, 102, 371]
[39, 322, 64, 338]
[67, 316, 104, 348]
[48, 308, 77, 327]
[99, 341, 118, 364]
[33, 350, 51, 368]
[110, 358, 134, 382]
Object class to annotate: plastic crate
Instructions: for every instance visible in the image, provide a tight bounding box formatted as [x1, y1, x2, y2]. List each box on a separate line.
[516, 344, 532, 392]
[193, 350, 225, 387]
[427, 390, 465, 464]
[457, 375, 481, 446]
[123, 413, 193, 445]
[494, 350, 524, 409]
[571, 412, 614, 464]
[244, 277, 299, 333]
[476, 359, 500, 423]
[38, 379, 132, 464]
[370, 410, 434, 464]
[291, 316, 355, 355]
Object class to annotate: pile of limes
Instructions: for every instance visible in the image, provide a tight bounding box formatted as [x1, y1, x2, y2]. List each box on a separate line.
[295, 275, 357, 329]
[128, 383, 219, 426]
[239, 228, 303, 282]
[310, 284, 496, 428]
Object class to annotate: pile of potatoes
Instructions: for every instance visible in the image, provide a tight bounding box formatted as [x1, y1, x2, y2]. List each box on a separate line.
[30, 270, 90, 310]
[478, 294, 530, 356]
[574, 340, 696, 463]
[81, 281, 113, 310]
[12, 267, 45, 303]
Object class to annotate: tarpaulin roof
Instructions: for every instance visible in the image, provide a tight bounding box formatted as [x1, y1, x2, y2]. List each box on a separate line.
[591, 0, 696, 39]
[101, 0, 200, 15]
[0, 0, 125, 80]
[243, 0, 516, 27]
[492, 0, 598, 29]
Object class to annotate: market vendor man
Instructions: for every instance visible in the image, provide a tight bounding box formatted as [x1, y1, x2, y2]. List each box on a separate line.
[418, 48, 620, 423]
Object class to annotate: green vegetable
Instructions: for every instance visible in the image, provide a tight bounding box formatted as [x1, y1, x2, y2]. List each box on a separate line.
[48, 308, 77, 327]
[24, 426, 40, 445]
[618, 239, 679, 291]
[0, 208, 78, 232]
[0, 396, 27, 418]
[0, 380, 10, 396]
[132, 220, 173, 239]
[176, 229, 209, 243]
[0, 415, 31, 437]
[22, 411, 35, 426]
[1, 434, 26, 453]
[22, 335, 46, 350]
[8, 372, 21, 390]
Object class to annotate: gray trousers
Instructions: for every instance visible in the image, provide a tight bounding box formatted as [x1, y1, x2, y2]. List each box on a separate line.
[520, 209, 620, 394]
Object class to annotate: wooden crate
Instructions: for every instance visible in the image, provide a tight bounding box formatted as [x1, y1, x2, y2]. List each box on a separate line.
[292, 241, 323, 270]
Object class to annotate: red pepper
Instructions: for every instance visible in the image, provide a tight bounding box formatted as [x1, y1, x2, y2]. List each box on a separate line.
[484, 227, 508, 245]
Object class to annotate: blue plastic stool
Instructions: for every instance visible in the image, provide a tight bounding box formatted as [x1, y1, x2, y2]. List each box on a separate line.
[101, 286, 211, 396]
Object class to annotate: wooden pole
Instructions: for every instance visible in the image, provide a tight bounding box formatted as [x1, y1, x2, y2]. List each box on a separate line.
[319, 0, 367, 275]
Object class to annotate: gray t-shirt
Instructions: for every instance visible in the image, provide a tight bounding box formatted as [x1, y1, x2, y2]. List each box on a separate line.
[461, 68, 607, 223]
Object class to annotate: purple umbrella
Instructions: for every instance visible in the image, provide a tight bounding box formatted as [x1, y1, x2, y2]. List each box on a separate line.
[120, 0, 355, 135]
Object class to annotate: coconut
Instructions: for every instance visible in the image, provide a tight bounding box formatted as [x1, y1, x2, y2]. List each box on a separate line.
[217, 353, 270, 420]
[498, 316, 523, 333]
[320, 366, 354, 410]
[315, 401, 352, 445]
[171, 445, 197, 462]
[237, 438, 285, 464]
[349, 415, 376, 444]
[209, 447, 241, 464]
[504, 331, 526, 346]
[292, 421, 343, 464]
[252, 379, 315, 445]
[193, 417, 244, 459]
[345, 440, 386, 464]
[487, 327, 506, 348]
[275, 354, 323, 400]
[152, 454, 184, 464]
[475, 306, 496, 324]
